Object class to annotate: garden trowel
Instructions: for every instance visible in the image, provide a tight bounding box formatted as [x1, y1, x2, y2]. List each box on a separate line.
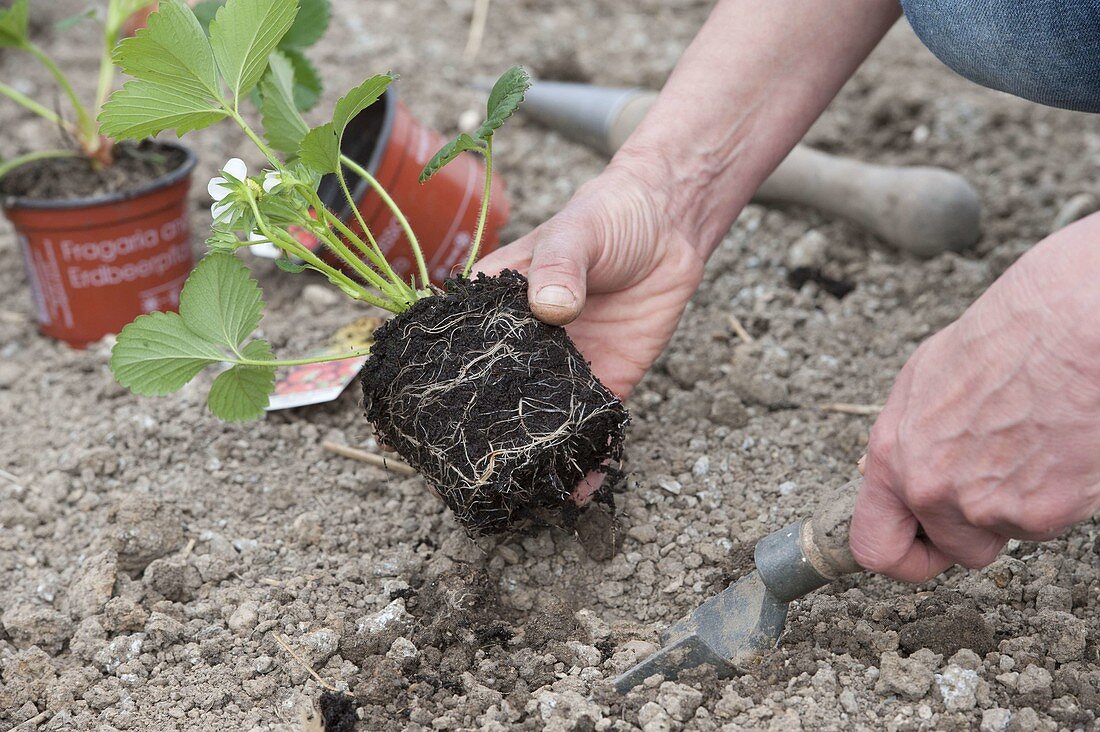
[613, 479, 863, 692]
[485, 78, 981, 258]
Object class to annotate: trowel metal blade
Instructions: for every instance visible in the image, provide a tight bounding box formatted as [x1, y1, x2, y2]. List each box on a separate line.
[612, 570, 790, 693]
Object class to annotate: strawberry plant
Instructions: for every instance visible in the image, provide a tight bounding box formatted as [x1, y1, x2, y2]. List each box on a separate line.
[0, 0, 328, 179]
[107, 0, 628, 533]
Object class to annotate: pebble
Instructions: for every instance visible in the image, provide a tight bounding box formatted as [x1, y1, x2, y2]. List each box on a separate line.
[228, 602, 259, 635]
[657, 478, 682, 495]
[709, 391, 750, 429]
[1016, 664, 1053, 702]
[107, 496, 184, 574]
[876, 650, 934, 699]
[778, 481, 797, 496]
[254, 655, 275, 674]
[935, 664, 980, 710]
[657, 681, 703, 722]
[981, 708, 1012, 732]
[65, 550, 118, 619]
[637, 701, 672, 732]
[299, 628, 339, 666]
[1034, 609, 1086, 662]
[691, 456, 710, 478]
[786, 229, 829, 270]
[1, 604, 74, 655]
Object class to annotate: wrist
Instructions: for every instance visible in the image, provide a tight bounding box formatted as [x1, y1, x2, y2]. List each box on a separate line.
[603, 139, 752, 258]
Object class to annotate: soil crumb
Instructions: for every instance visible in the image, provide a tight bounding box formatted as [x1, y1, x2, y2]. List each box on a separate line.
[0, 140, 188, 201]
[318, 691, 358, 732]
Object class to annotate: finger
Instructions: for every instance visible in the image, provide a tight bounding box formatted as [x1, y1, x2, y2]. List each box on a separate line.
[916, 513, 1007, 569]
[572, 471, 605, 506]
[849, 477, 953, 583]
[524, 216, 599, 326]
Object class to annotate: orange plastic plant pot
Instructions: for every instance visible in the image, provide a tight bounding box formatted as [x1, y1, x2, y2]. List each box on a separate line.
[3, 144, 197, 348]
[311, 89, 510, 286]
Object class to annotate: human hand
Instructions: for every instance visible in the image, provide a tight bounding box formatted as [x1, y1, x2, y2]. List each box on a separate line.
[849, 214, 1100, 582]
[475, 162, 706, 402]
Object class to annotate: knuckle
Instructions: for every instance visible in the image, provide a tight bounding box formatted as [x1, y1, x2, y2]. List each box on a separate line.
[905, 480, 950, 513]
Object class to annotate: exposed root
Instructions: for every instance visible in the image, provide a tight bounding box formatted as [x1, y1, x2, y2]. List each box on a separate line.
[360, 271, 629, 533]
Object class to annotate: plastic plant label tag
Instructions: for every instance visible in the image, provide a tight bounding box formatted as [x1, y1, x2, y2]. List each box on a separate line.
[266, 316, 383, 411]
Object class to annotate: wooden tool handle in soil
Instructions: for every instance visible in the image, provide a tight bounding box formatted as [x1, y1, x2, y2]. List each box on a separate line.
[607, 92, 980, 257]
[801, 479, 863, 579]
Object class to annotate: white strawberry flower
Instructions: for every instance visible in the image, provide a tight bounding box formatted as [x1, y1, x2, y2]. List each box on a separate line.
[248, 229, 281, 260]
[208, 157, 248, 223]
[262, 170, 283, 194]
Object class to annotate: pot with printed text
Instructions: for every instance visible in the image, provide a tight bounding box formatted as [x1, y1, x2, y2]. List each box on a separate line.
[2, 144, 197, 348]
[252, 88, 510, 285]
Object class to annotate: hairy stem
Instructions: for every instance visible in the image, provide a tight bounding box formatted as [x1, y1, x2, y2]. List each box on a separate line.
[228, 109, 281, 167]
[340, 154, 429, 289]
[463, 137, 493, 277]
[27, 43, 96, 145]
[246, 197, 396, 311]
[94, 38, 116, 120]
[0, 81, 68, 129]
[0, 149, 81, 180]
[235, 346, 373, 367]
[335, 168, 407, 291]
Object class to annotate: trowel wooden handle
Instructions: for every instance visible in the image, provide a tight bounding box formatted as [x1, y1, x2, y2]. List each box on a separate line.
[802, 479, 862, 579]
[609, 93, 980, 257]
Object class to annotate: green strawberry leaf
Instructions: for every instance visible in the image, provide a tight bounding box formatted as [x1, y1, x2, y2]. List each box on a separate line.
[111, 0, 223, 102]
[178, 252, 265, 350]
[209, 0, 298, 100]
[275, 257, 308, 273]
[99, 79, 228, 139]
[475, 65, 530, 140]
[0, 0, 29, 48]
[260, 50, 309, 155]
[280, 0, 329, 48]
[283, 47, 321, 110]
[297, 121, 339, 174]
[207, 339, 275, 420]
[297, 73, 394, 175]
[419, 133, 483, 183]
[110, 311, 227, 396]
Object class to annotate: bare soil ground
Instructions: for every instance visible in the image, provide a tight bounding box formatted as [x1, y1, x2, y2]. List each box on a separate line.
[1, 1, 1098, 730]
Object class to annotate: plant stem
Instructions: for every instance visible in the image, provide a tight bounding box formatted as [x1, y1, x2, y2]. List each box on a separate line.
[340, 154, 429, 289]
[0, 81, 68, 129]
[93, 39, 116, 121]
[335, 168, 407, 290]
[247, 198, 402, 313]
[462, 137, 493, 277]
[236, 347, 373, 368]
[0, 149, 80, 180]
[228, 109, 281, 167]
[27, 43, 96, 144]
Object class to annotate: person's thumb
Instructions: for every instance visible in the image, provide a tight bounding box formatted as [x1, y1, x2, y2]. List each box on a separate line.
[523, 215, 598, 326]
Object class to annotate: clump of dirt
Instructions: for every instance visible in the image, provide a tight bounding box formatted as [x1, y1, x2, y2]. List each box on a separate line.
[360, 270, 629, 534]
[0, 140, 189, 200]
[318, 691, 358, 732]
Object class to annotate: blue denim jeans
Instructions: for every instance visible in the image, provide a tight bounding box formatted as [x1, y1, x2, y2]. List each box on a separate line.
[901, 0, 1100, 113]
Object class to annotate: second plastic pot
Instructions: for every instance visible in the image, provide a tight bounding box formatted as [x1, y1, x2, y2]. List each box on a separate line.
[307, 89, 510, 286]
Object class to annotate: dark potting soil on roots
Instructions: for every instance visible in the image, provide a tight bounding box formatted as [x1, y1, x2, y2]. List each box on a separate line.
[359, 270, 630, 534]
[0, 140, 187, 200]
